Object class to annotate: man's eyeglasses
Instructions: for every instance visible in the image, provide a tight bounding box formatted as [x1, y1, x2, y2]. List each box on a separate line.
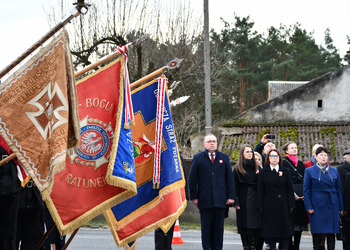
[205, 140, 217, 143]
[269, 155, 279, 158]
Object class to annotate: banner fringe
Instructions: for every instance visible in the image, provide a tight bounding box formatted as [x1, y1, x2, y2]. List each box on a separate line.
[42, 187, 137, 236]
[105, 194, 187, 247]
[110, 180, 185, 230]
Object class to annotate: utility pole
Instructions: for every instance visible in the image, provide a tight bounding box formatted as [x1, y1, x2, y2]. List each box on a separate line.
[203, 0, 212, 135]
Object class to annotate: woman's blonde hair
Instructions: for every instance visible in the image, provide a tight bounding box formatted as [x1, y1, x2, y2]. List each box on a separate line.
[254, 151, 263, 168]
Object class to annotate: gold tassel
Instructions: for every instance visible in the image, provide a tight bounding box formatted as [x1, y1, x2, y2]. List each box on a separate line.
[153, 182, 160, 189]
[130, 119, 135, 126]
[124, 122, 130, 130]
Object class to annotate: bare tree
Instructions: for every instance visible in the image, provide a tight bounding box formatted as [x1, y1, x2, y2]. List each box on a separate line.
[43, 0, 205, 154]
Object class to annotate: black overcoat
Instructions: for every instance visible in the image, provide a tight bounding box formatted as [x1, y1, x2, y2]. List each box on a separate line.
[337, 161, 350, 216]
[257, 165, 295, 238]
[233, 160, 260, 230]
[188, 149, 236, 209]
[282, 157, 309, 227]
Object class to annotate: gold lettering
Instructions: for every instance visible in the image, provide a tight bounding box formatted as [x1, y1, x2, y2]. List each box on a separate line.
[83, 179, 89, 189]
[77, 178, 83, 187]
[65, 174, 73, 183]
[70, 177, 77, 186]
[89, 179, 97, 188]
[93, 98, 99, 107]
[96, 177, 104, 187]
[86, 98, 92, 108]
[64, 174, 110, 189]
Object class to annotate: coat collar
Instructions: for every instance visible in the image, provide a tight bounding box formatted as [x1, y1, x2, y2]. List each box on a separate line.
[309, 165, 335, 185]
[342, 161, 350, 170]
[263, 165, 284, 186]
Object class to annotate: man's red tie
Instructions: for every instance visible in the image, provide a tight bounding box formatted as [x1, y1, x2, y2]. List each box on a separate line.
[211, 153, 214, 163]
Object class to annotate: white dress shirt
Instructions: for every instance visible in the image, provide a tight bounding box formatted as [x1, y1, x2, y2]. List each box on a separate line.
[270, 164, 279, 172]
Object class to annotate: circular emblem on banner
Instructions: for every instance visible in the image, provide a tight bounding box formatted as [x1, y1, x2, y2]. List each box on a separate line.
[77, 124, 109, 161]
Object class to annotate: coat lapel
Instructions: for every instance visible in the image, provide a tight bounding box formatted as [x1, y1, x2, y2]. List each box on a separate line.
[310, 165, 333, 186]
[265, 167, 280, 187]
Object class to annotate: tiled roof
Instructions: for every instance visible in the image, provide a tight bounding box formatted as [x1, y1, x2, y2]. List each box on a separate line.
[219, 124, 350, 164]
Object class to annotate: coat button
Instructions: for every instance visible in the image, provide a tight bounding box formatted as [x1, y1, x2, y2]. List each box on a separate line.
[277, 195, 281, 198]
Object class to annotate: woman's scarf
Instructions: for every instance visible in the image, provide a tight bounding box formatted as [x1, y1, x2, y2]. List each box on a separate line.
[286, 154, 298, 167]
[316, 162, 329, 173]
[238, 159, 258, 184]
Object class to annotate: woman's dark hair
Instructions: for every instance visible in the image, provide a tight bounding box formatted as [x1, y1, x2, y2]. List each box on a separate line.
[315, 146, 328, 156]
[234, 144, 256, 175]
[265, 149, 283, 167]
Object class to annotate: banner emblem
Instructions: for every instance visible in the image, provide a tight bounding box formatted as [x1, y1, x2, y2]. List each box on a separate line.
[70, 116, 113, 170]
[26, 81, 68, 140]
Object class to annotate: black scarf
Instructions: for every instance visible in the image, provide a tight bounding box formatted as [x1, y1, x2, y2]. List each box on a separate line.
[237, 159, 258, 184]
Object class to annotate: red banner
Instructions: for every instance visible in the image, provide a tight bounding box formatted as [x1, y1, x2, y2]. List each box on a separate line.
[42, 57, 137, 235]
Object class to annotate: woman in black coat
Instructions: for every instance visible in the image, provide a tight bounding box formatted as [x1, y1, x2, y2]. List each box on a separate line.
[233, 145, 262, 250]
[257, 149, 295, 250]
[282, 141, 309, 250]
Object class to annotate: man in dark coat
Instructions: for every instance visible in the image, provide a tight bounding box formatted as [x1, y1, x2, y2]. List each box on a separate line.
[16, 180, 45, 250]
[0, 141, 22, 250]
[189, 134, 236, 250]
[337, 150, 350, 250]
[254, 134, 276, 168]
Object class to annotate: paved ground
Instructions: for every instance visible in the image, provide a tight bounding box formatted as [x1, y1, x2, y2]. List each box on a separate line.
[66, 228, 344, 249]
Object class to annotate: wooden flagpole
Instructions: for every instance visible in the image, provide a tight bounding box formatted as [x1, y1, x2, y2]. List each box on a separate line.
[0, 35, 150, 167]
[74, 34, 150, 78]
[36, 222, 55, 250]
[130, 58, 183, 89]
[0, 56, 181, 169]
[62, 227, 80, 250]
[0, 1, 91, 167]
[0, 153, 16, 166]
[0, 0, 90, 79]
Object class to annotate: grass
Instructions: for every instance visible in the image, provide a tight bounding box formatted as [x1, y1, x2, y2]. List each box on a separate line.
[82, 217, 237, 232]
[83, 217, 109, 229]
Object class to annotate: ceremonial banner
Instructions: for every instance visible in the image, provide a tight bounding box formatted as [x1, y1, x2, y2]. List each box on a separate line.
[42, 57, 137, 235]
[104, 77, 187, 246]
[0, 31, 80, 191]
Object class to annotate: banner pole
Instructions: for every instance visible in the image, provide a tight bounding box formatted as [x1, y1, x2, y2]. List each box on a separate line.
[130, 67, 168, 89]
[74, 34, 150, 78]
[0, 0, 90, 79]
[0, 153, 16, 167]
[62, 227, 80, 250]
[36, 222, 55, 250]
[130, 58, 183, 89]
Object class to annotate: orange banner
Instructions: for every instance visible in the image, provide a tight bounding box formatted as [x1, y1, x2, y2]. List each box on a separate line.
[0, 31, 80, 191]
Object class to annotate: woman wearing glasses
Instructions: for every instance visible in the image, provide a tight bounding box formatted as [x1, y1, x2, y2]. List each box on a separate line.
[282, 141, 309, 250]
[303, 146, 344, 250]
[233, 145, 263, 250]
[257, 149, 295, 250]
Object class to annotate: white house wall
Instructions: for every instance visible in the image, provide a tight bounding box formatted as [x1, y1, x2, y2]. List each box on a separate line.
[236, 66, 350, 123]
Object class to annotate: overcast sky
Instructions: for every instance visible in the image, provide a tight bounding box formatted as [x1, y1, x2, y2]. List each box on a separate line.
[1, 0, 349, 77]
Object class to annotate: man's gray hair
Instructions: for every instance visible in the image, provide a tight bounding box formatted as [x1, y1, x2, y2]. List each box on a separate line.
[204, 133, 217, 143]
